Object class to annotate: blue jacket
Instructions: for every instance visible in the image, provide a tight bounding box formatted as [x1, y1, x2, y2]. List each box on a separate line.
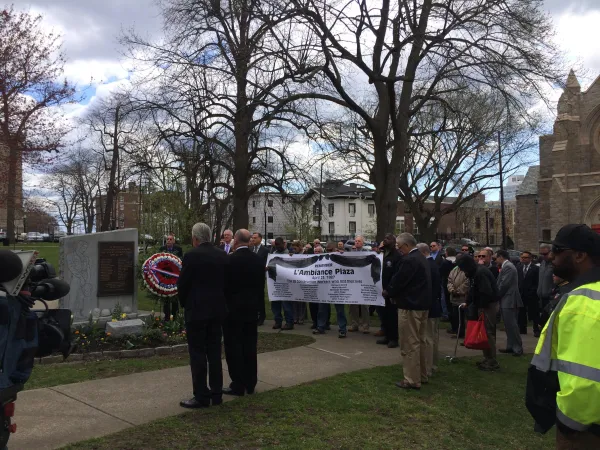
[0, 292, 37, 390]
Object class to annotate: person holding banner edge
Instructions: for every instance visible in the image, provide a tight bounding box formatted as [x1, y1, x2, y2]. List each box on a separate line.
[270, 237, 294, 330]
[377, 233, 401, 348]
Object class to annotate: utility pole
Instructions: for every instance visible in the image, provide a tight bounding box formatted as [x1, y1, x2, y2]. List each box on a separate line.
[498, 131, 507, 250]
[318, 162, 323, 240]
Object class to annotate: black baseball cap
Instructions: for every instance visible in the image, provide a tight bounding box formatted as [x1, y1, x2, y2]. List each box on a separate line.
[544, 224, 600, 256]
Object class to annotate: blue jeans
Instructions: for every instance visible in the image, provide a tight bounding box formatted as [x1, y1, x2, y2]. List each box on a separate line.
[440, 288, 449, 317]
[317, 303, 346, 332]
[271, 301, 293, 325]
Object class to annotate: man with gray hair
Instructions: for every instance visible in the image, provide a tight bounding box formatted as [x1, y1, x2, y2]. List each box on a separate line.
[177, 222, 229, 409]
[537, 243, 554, 311]
[219, 229, 234, 254]
[386, 233, 432, 390]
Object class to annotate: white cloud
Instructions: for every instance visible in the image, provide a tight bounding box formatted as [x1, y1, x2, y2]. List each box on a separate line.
[554, 10, 600, 89]
[64, 59, 131, 87]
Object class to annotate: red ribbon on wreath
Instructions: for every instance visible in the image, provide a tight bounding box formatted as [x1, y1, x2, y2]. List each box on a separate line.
[142, 253, 182, 297]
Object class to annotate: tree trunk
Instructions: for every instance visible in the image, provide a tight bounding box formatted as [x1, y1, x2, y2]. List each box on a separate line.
[3, 138, 18, 246]
[372, 134, 399, 241]
[231, 70, 251, 231]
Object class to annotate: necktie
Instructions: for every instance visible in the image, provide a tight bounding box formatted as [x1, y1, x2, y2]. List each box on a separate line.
[225, 244, 229, 253]
[523, 265, 528, 276]
[254, 246, 258, 253]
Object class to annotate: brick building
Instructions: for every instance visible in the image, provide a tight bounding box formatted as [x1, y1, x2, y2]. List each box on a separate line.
[95, 182, 142, 231]
[0, 141, 24, 233]
[516, 70, 600, 252]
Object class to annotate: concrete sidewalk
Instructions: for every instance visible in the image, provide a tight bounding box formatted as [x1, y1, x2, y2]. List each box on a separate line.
[11, 320, 539, 449]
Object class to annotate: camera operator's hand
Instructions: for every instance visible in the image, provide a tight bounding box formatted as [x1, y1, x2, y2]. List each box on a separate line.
[17, 290, 35, 310]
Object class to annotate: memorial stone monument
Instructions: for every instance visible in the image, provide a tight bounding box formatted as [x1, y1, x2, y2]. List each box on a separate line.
[59, 229, 138, 322]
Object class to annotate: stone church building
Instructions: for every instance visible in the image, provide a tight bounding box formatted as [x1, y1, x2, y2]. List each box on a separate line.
[516, 70, 600, 252]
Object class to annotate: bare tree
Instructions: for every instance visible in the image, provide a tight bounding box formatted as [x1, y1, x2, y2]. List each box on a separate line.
[319, 90, 541, 241]
[0, 7, 75, 245]
[292, 0, 563, 240]
[81, 91, 147, 231]
[124, 0, 319, 230]
[45, 162, 81, 235]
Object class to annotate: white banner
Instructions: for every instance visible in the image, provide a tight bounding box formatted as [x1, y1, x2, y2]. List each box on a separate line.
[266, 252, 384, 306]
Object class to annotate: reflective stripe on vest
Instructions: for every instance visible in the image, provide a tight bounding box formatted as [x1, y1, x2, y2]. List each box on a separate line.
[530, 283, 600, 430]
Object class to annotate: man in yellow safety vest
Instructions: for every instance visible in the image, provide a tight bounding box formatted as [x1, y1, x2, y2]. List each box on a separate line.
[526, 224, 600, 449]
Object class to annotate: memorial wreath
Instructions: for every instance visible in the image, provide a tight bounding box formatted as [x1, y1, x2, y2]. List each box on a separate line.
[142, 253, 182, 298]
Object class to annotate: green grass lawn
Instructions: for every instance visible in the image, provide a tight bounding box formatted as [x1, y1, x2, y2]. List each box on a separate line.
[12, 242, 60, 268]
[61, 355, 553, 450]
[27, 333, 314, 391]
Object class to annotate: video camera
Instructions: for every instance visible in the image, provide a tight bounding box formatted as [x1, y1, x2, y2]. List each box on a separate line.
[1, 250, 74, 447]
[26, 258, 74, 359]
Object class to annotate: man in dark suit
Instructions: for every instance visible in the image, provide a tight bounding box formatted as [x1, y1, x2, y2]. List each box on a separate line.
[495, 249, 524, 356]
[219, 229, 234, 254]
[377, 233, 402, 348]
[270, 237, 294, 330]
[223, 229, 264, 396]
[517, 251, 541, 337]
[177, 222, 229, 409]
[429, 241, 444, 267]
[418, 243, 442, 378]
[159, 233, 184, 258]
[386, 233, 432, 390]
[251, 232, 269, 325]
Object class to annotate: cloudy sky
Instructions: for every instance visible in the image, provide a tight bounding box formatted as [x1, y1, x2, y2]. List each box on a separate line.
[14, 0, 600, 110]
[12, 0, 600, 203]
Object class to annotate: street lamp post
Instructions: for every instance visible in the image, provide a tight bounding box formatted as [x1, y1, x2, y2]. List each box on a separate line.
[485, 205, 490, 247]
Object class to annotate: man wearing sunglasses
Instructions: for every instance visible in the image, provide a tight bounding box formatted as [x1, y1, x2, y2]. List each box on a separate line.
[527, 224, 600, 448]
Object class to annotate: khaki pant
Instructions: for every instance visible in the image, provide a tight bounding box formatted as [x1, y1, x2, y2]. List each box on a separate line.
[349, 305, 370, 331]
[398, 309, 429, 386]
[424, 317, 440, 377]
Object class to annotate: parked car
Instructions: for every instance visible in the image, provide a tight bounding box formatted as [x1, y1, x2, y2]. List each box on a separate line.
[343, 239, 355, 251]
[140, 234, 155, 244]
[0, 229, 6, 243]
[42, 233, 52, 242]
[53, 231, 66, 242]
[26, 232, 44, 242]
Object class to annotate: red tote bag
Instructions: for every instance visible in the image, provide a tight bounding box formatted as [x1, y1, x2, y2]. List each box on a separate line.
[464, 313, 490, 350]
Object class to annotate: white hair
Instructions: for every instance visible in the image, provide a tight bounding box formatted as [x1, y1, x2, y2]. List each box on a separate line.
[416, 242, 430, 256]
[192, 223, 212, 244]
[397, 233, 417, 247]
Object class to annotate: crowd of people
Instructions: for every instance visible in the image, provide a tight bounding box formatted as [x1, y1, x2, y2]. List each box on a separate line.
[172, 222, 600, 449]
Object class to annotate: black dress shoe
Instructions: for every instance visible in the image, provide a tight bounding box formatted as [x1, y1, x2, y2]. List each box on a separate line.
[212, 397, 223, 406]
[272, 323, 282, 330]
[180, 398, 210, 409]
[223, 387, 245, 396]
[246, 388, 255, 395]
[387, 340, 399, 348]
[376, 338, 389, 345]
[498, 348, 514, 354]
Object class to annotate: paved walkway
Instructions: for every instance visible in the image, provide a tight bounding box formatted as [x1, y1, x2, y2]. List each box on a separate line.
[11, 320, 539, 449]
